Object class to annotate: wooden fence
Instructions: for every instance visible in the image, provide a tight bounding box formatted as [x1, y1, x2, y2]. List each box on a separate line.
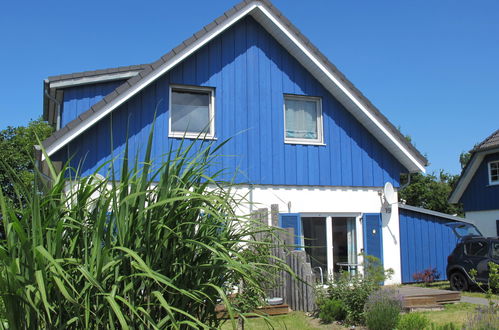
[252, 208, 316, 312]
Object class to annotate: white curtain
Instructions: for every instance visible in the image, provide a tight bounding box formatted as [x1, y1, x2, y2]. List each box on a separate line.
[285, 98, 318, 139]
[347, 218, 357, 271]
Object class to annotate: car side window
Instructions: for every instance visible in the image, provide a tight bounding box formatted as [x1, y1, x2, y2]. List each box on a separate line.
[492, 242, 499, 259]
[464, 241, 489, 257]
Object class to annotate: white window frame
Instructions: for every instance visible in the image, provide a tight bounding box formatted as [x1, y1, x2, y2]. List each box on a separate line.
[283, 94, 324, 145]
[488, 160, 499, 185]
[169, 85, 215, 139]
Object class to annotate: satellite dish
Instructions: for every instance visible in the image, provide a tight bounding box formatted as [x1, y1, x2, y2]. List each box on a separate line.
[383, 182, 397, 205]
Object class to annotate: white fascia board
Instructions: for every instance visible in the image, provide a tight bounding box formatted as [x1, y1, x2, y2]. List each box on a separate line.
[49, 71, 140, 89]
[45, 2, 426, 174]
[449, 147, 499, 203]
[398, 203, 467, 222]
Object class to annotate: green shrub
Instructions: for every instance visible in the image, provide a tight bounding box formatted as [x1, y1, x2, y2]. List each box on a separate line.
[363, 288, 402, 330]
[0, 131, 284, 329]
[324, 255, 393, 324]
[318, 299, 347, 323]
[398, 313, 430, 330]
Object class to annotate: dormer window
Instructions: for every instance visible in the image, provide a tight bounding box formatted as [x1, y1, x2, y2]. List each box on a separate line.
[489, 161, 499, 185]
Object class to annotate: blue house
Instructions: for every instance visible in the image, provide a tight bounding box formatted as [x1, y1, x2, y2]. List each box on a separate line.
[449, 130, 499, 237]
[41, 0, 430, 284]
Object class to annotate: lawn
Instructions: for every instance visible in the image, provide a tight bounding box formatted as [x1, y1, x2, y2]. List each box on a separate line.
[419, 303, 477, 327]
[220, 312, 350, 330]
[219, 302, 487, 329]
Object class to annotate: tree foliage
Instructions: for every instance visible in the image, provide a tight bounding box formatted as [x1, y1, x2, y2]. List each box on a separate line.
[399, 171, 463, 216]
[0, 119, 53, 208]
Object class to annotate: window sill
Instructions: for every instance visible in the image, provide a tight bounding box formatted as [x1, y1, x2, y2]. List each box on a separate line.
[285, 140, 326, 146]
[169, 133, 217, 140]
[487, 182, 499, 187]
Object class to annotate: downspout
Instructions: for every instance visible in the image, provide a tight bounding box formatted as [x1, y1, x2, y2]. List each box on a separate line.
[44, 81, 61, 130]
[397, 173, 411, 204]
[399, 173, 411, 191]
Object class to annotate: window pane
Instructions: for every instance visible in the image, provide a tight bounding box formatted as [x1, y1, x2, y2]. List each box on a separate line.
[171, 90, 210, 134]
[465, 241, 489, 257]
[285, 98, 318, 139]
[491, 162, 499, 182]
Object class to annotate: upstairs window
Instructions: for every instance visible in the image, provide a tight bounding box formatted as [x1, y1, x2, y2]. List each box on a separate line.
[284, 95, 323, 145]
[488, 161, 499, 185]
[169, 85, 215, 139]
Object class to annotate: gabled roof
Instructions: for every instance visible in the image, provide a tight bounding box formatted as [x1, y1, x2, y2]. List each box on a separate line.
[41, 0, 427, 173]
[449, 129, 499, 203]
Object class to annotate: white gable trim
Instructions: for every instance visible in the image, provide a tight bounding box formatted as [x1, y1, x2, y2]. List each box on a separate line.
[44, 2, 426, 174]
[49, 71, 140, 89]
[449, 147, 499, 203]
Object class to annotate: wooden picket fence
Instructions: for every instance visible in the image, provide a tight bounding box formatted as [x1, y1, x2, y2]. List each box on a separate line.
[251, 208, 316, 312]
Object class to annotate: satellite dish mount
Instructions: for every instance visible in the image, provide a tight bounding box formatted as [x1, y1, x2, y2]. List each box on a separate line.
[382, 182, 397, 213]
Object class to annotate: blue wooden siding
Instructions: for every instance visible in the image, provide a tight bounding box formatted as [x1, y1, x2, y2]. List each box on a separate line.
[60, 80, 125, 127]
[460, 153, 499, 212]
[52, 16, 407, 186]
[399, 208, 458, 283]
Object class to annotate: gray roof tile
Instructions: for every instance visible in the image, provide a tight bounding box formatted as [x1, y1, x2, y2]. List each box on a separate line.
[103, 90, 119, 103]
[474, 130, 499, 152]
[204, 21, 218, 33]
[183, 35, 197, 48]
[172, 43, 186, 55]
[115, 81, 132, 94]
[215, 14, 228, 25]
[78, 110, 94, 122]
[161, 51, 176, 63]
[224, 6, 237, 17]
[194, 28, 207, 40]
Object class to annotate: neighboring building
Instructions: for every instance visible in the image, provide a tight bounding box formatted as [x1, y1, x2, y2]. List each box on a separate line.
[41, 0, 430, 283]
[449, 130, 499, 237]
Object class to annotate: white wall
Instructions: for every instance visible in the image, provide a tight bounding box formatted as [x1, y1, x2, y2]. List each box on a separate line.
[232, 184, 402, 284]
[465, 210, 499, 237]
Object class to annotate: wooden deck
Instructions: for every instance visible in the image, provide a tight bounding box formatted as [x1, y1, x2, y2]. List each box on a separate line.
[396, 286, 461, 310]
[215, 304, 290, 319]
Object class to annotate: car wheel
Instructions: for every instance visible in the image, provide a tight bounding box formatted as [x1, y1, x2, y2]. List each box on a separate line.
[449, 271, 469, 291]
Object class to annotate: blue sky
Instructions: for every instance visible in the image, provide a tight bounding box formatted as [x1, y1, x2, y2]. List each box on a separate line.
[1, 0, 498, 175]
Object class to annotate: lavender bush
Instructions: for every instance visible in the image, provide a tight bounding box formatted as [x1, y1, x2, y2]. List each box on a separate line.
[464, 305, 499, 330]
[364, 288, 403, 330]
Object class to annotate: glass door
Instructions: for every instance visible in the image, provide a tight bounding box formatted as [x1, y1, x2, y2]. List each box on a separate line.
[332, 217, 357, 275]
[302, 217, 327, 282]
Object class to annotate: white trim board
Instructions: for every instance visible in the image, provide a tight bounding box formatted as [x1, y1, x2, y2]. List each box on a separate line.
[43, 2, 426, 174]
[49, 71, 141, 89]
[398, 203, 467, 222]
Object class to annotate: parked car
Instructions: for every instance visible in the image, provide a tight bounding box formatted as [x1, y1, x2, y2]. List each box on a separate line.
[446, 236, 499, 291]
